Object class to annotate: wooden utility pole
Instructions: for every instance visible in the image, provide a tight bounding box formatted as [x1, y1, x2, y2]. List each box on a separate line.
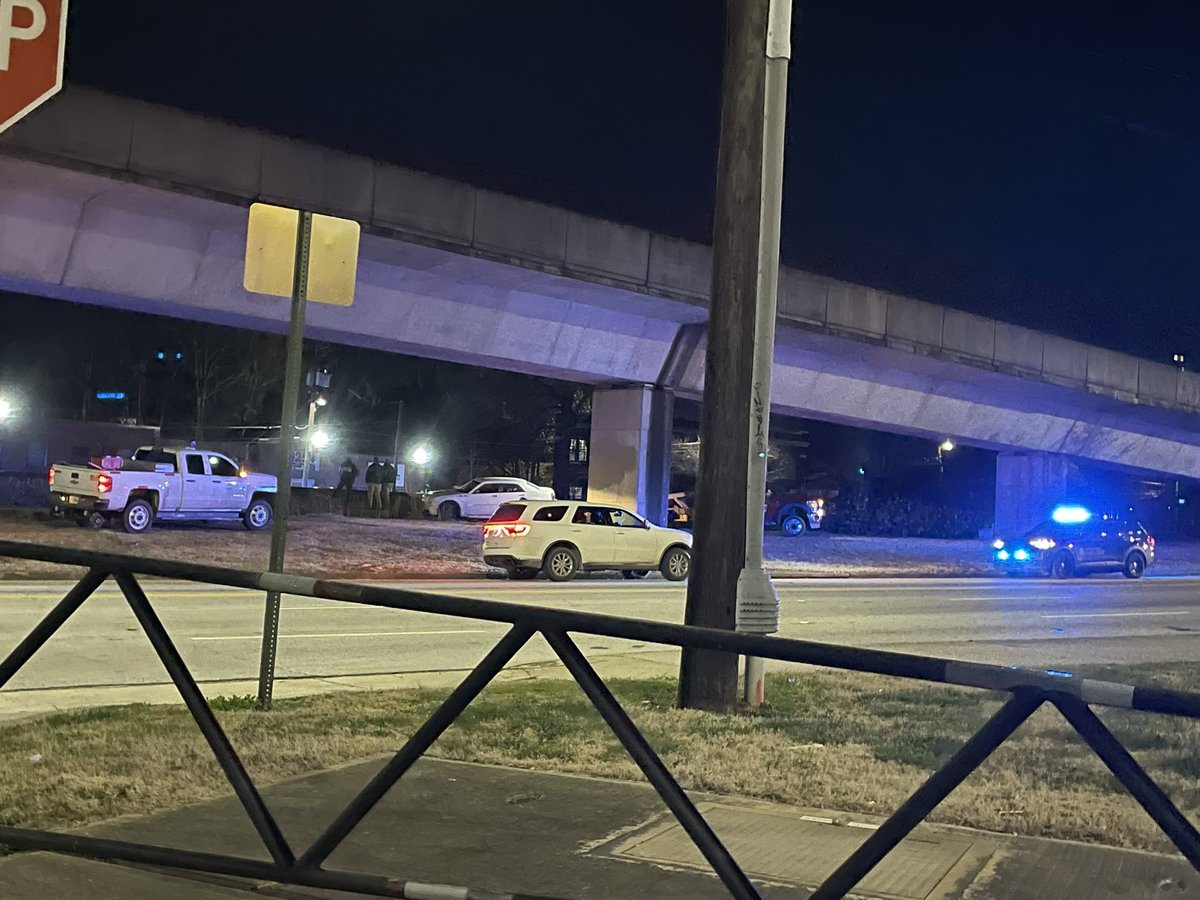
[678, 0, 791, 711]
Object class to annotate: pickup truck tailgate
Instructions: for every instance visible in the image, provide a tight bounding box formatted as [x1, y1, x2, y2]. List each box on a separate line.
[50, 466, 106, 497]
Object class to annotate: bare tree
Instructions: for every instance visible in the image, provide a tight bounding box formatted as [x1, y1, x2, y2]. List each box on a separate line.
[189, 332, 243, 440]
[236, 333, 286, 425]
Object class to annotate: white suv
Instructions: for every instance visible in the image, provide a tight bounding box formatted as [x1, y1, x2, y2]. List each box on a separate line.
[425, 477, 554, 520]
[482, 500, 693, 582]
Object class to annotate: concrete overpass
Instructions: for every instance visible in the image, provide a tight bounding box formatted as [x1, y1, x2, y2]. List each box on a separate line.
[1, 87, 1198, 531]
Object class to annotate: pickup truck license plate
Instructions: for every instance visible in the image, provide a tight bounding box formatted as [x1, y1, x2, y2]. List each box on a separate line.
[67, 496, 79, 505]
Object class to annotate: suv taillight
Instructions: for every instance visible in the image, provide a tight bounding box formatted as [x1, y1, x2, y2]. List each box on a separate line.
[97, 474, 112, 494]
[484, 523, 530, 538]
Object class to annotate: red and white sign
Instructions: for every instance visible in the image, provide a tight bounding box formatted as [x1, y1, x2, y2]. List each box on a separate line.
[0, 0, 67, 135]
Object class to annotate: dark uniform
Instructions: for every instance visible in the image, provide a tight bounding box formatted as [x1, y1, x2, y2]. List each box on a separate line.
[365, 458, 384, 511]
[382, 460, 398, 517]
[334, 458, 359, 516]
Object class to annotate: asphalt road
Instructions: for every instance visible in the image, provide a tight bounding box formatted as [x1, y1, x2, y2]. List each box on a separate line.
[2, 574, 1198, 716]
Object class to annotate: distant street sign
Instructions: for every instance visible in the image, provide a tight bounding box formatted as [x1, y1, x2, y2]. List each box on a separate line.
[0, 0, 68, 135]
[95, 391, 126, 401]
[243, 203, 360, 306]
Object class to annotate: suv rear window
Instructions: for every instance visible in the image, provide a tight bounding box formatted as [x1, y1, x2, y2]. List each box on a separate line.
[533, 505, 568, 522]
[488, 503, 526, 523]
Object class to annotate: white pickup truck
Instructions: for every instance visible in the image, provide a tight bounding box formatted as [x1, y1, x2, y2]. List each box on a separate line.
[49, 447, 276, 534]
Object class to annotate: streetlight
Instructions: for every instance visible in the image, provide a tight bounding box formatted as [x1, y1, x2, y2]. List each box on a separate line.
[310, 430, 330, 451]
[1173, 353, 1186, 371]
[0, 398, 11, 423]
[409, 444, 434, 494]
[300, 393, 328, 487]
[937, 439, 956, 473]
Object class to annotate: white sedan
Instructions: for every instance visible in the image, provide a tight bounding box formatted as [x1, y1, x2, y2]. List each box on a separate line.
[482, 499, 692, 582]
[425, 477, 554, 520]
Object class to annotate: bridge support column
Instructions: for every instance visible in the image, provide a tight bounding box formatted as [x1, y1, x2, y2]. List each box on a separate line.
[587, 385, 673, 525]
[994, 452, 1070, 535]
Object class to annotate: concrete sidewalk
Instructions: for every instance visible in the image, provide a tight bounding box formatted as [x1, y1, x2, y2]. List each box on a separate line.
[0, 757, 1192, 898]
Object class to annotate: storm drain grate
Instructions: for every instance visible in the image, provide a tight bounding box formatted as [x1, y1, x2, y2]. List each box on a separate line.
[608, 803, 977, 899]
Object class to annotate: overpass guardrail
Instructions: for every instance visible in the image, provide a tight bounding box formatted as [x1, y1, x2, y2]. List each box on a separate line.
[0, 540, 1198, 899]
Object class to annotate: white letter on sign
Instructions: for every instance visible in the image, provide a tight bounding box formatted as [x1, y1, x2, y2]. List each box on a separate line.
[0, 0, 46, 72]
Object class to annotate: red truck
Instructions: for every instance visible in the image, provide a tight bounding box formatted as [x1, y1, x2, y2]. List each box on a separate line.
[764, 489, 825, 536]
[668, 489, 826, 536]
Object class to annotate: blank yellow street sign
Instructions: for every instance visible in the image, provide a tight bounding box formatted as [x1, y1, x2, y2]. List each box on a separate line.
[244, 203, 360, 306]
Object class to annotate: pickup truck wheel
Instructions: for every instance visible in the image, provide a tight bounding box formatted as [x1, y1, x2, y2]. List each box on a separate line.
[122, 499, 154, 534]
[781, 513, 807, 536]
[243, 498, 273, 532]
[86, 512, 106, 529]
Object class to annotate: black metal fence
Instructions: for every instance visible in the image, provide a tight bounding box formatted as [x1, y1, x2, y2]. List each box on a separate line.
[1, 540, 1199, 899]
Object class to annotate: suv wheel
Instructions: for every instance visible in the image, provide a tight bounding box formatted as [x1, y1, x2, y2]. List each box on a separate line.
[660, 546, 691, 582]
[622, 570, 650, 579]
[1050, 551, 1075, 579]
[544, 545, 580, 582]
[1123, 551, 1147, 579]
[509, 566, 539, 580]
[781, 513, 807, 537]
[438, 501, 460, 521]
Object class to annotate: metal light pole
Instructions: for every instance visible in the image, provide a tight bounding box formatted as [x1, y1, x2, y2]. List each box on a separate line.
[300, 395, 326, 486]
[391, 399, 404, 465]
[735, 0, 792, 708]
[937, 439, 955, 474]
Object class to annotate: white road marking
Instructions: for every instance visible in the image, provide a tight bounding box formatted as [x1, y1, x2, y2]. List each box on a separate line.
[191, 629, 492, 642]
[1040, 611, 1190, 620]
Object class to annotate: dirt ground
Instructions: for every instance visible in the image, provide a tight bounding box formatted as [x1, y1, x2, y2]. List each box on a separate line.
[0, 510, 489, 580]
[1, 509, 1197, 580]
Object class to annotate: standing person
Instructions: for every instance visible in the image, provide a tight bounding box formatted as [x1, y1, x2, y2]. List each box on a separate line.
[381, 459, 398, 518]
[365, 457, 383, 513]
[334, 457, 359, 516]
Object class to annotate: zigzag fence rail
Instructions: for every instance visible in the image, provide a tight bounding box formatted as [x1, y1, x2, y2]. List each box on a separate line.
[1, 541, 1199, 899]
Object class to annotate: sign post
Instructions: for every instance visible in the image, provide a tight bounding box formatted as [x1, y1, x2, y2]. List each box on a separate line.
[0, 0, 68, 134]
[243, 203, 359, 709]
[258, 209, 311, 711]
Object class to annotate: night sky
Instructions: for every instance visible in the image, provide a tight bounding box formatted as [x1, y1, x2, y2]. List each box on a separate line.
[62, 0, 1200, 361]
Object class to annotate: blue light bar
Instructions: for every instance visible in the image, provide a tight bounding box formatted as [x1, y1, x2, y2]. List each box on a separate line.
[95, 391, 126, 401]
[1051, 505, 1091, 525]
